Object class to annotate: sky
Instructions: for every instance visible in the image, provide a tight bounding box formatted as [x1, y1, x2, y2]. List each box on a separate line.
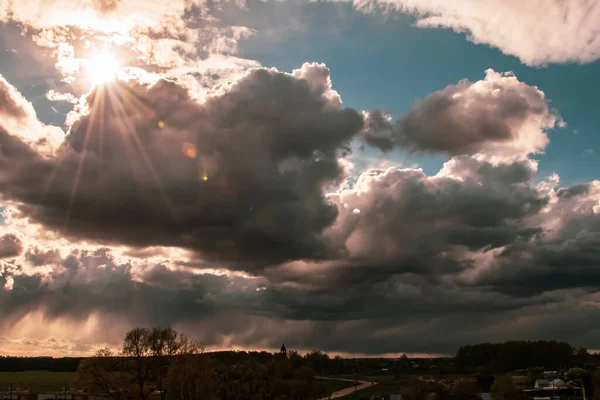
[1, 0, 600, 358]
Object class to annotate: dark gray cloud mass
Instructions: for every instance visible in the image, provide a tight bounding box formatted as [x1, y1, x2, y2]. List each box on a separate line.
[363, 70, 559, 156]
[0, 64, 363, 270]
[328, 157, 546, 269]
[0, 234, 22, 258]
[2, 66, 600, 355]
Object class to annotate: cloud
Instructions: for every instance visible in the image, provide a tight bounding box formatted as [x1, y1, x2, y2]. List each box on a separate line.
[3, 63, 600, 356]
[0, 233, 22, 258]
[363, 69, 561, 159]
[471, 180, 600, 297]
[2, 234, 599, 356]
[350, 0, 600, 66]
[0, 74, 65, 153]
[0, 0, 264, 99]
[0, 0, 190, 32]
[325, 156, 546, 280]
[0, 63, 363, 270]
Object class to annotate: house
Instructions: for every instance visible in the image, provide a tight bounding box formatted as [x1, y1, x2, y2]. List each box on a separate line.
[37, 392, 87, 400]
[88, 394, 112, 400]
[535, 380, 552, 389]
[477, 393, 492, 400]
[0, 391, 35, 400]
[524, 387, 584, 400]
[549, 379, 566, 388]
[37, 392, 73, 400]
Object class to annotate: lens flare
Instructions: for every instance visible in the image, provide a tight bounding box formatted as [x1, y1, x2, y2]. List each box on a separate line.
[182, 142, 197, 158]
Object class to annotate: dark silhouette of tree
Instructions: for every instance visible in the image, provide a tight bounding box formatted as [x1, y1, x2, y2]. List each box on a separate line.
[476, 372, 495, 392]
[456, 341, 575, 372]
[593, 369, 600, 400]
[77, 328, 202, 400]
[76, 348, 133, 400]
[491, 376, 516, 400]
[451, 378, 479, 397]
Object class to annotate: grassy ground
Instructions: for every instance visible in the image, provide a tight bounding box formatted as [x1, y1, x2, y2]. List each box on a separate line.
[315, 378, 357, 396]
[332, 377, 403, 400]
[0, 371, 76, 392]
[0, 371, 353, 396]
[328, 374, 478, 399]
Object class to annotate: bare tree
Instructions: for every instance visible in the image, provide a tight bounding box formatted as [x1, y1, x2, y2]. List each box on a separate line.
[491, 375, 516, 400]
[166, 352, 215, 400]
[122, 327, 203, 400]
[77, 348, 133, 400]
[78, 328, 203, 400]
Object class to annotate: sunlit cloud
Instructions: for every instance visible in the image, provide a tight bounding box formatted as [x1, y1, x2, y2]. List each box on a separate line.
[2, 0, 600, 358]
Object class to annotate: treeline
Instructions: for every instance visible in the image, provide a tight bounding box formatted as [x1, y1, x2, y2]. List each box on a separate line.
[0, 356, 82, 372]
[455, 341, 595, 372]
[75, 327, 345, 400]
[3, 339, 599, 376]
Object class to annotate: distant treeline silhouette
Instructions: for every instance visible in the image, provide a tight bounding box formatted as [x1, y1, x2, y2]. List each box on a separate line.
[0, 356, 82, 372]
[455, 340, 595, 372]
[1, 340, 598, 374]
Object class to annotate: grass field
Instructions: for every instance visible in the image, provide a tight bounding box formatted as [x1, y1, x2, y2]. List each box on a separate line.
[328, 374, 481, 399]
[316, 378, 357, 396]
[0, 371, 353, 396]
[0, 371, 76, 392]
[324, 375, 401, 399]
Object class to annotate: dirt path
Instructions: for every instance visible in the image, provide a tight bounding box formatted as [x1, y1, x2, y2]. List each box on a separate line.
[318, 377, 376, 399]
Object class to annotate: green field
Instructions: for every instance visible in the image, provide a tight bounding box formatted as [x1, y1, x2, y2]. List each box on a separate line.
[328, 375, 402, 399]
[328, 374, 482, 399]
[315, 378, 357, 396]
[0, 371, 76, 392]
[0, 371, 353, 396]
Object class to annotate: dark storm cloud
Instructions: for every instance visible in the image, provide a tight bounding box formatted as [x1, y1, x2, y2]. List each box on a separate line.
[0, 241, 567, 355]
[556, 183, 590, 199]
[473, 195, 600, 297]
[24, 246, 62, 266]
[4, 65, 600, 355]
[363, 70, 558, 155]
[0, 63, 363, 270]
[327, 156, 547, 276]
[0, 246, 252, 323]
[0, 234, 22, 258]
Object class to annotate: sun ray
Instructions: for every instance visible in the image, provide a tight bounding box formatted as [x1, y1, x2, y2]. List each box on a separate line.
[109, 86, 180, 222]
[64, 94, 97, 229]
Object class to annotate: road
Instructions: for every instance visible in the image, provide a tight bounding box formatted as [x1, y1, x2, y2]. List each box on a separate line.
[317, 377, 376, 399]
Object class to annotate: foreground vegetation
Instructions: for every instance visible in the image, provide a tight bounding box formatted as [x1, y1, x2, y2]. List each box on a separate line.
[75, 327, 354, 400]
[0, 370, 76, 391]
[2, 337, 600, 400]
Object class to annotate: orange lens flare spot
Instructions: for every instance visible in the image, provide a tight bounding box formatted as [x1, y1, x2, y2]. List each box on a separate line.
[202, 175, 208, 181]
[182, 142, 197, 158]
[158, 121, 165, 128]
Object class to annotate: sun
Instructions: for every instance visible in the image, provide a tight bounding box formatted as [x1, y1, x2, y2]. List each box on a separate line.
[84, 51, 121, 86]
